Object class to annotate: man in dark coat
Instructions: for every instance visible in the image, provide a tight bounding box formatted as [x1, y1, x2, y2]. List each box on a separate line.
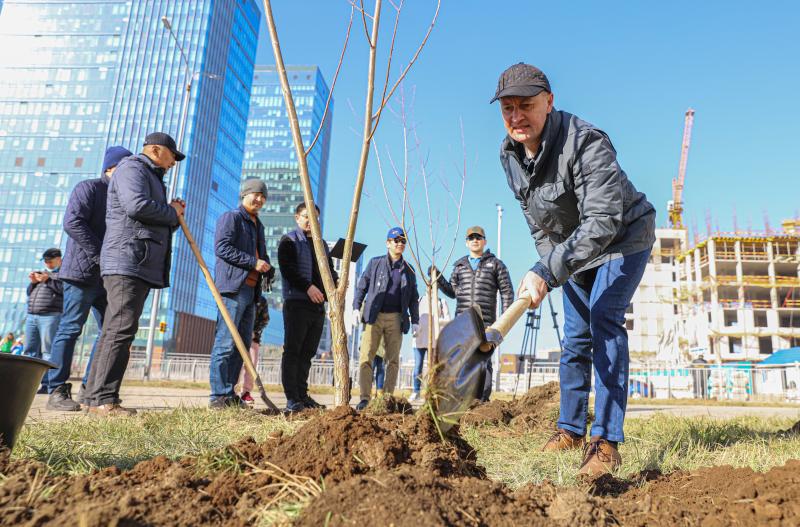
[492, 63, 655, 475]
[436, 225, 514, 401]
[24, 248, 64, 370]
[277, 202, 338, 412]
[45, 146, 131, 411]
[353, 227, 420, 410]
[83, 133, 185, 416]
[208, 178, 274, 409]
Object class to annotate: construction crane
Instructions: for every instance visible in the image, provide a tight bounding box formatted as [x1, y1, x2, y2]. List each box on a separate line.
[668, 108, 695, 229]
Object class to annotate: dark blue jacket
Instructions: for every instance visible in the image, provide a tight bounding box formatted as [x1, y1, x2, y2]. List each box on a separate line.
[213, 205, 273, 295]
[100, 154, 179, 288]
[353, 254, 420, 334]
[59, 175, 110, 286]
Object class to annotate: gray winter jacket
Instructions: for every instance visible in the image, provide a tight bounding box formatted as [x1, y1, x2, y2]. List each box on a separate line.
[500, 109, 656, 288]
[437, 251, 514, 326]
[100, 154, 179, 288]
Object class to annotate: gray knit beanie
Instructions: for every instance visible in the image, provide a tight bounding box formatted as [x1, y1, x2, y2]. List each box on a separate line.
[240, 178, 268, 199]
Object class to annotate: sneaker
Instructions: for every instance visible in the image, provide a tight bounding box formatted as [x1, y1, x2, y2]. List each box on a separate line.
[240, 392, 255, 405]
[578, 436, 622, 476]
[46, 383, 81, 412]
[542, 429, 586, 452]
[36, 385, 48, 395]
[286, 399, 306, 413]
[302, 395, 326, 409]
[86, 403, 137, 417]
[209, 396, 248, 410]
[408, 392, 420, 402]
[355, 399, 369, 411]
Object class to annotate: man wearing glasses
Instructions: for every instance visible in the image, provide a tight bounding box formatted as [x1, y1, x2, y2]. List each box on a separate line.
[353, 227, 420, 410]
[435, 226, 514, 401]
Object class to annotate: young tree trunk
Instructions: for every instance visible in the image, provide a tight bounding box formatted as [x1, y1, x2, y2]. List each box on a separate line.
[327, 290, 351, 406]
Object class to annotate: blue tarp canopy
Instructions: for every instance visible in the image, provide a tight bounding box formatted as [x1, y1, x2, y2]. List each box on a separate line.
[761, 347, 800, 365]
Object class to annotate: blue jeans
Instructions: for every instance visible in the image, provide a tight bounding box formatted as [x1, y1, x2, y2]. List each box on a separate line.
[373, 355, 385, 390]
[209, 286, 255, 400]
[558, 249, 650, 443]
[23, 313, 61, 362]
[412, 347, 426, 393]
[45, 281, 107, 393]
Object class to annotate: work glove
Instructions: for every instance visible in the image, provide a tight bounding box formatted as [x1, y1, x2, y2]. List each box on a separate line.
[352, 309, 361, 326]
[412, 324, 420, 337]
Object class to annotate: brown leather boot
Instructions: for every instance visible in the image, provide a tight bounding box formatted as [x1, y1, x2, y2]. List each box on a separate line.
[86, 403, 138, 417]
[542, 429, 586, 452]
[578, 436, 621, 476]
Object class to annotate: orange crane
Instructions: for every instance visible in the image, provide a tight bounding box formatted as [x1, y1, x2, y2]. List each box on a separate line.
[668, 108, 695, 229]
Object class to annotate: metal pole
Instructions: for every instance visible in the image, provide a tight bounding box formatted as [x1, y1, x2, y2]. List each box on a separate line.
[143, 17, 194, 379]
[495, 204, 503, 391]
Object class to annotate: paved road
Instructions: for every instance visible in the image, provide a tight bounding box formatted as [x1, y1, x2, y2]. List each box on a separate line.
[25, 385, 800, 424]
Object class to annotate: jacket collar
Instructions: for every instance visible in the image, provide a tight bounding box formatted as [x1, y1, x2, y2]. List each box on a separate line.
[135, 153, 166, 178]
[237, 205, 262, 226]
[456, 249, 494, 267]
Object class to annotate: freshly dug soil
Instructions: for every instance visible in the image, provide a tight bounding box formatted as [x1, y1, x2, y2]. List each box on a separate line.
[4, 406, 800, 526]
[459, 381, 560, 432]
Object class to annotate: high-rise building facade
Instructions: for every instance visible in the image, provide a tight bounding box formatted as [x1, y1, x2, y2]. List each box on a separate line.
[0, 1, 260, 355]
[0, 0, 129, 331]
[242, 65, 333, 313]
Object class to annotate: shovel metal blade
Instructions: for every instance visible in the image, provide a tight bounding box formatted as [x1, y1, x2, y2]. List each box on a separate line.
[432, 306, 488, 432]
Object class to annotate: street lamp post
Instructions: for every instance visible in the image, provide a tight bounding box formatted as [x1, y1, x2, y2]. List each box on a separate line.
[142, 16, 216, 379]
[495, 204, 503, 390]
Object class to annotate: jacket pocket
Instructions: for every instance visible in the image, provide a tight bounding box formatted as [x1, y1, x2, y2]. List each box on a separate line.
[532, 180, 578, 233]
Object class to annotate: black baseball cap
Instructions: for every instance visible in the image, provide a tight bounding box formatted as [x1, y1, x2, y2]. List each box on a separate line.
[143, 132, 186, 161]
[41, 248, 61, 261]
[490, 63, 551, 103]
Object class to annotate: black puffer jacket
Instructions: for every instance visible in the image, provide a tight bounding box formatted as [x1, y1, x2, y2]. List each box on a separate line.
[27, 273, 63, 315]
[437, 251, 514, 325]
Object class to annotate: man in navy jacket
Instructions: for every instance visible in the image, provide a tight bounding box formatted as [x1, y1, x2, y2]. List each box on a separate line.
[208, 178, 274, 409]
[353, 227, 420, 410]
[45, 146, 131, 411]
[84, 133, 185, 416]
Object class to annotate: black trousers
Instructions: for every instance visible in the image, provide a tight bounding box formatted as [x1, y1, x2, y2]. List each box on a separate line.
[281, 301, 325, 401]
[84, 275, 151, 406]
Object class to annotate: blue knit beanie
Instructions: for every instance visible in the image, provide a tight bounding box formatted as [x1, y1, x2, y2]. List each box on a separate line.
[102, 146, 132, 173]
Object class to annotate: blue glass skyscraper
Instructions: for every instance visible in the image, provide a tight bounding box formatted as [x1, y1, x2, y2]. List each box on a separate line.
[242, 65, 333, 318]
[0, 1, 260, 355]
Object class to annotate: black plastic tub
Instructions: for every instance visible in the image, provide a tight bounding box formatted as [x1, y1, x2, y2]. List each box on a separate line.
[0, 354, 54, 450]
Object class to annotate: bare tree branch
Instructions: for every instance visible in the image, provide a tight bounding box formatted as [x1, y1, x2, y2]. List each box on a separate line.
[373, 0, 403, 140]
[305, 5, 355, 156]
[357, 0, 373, 45]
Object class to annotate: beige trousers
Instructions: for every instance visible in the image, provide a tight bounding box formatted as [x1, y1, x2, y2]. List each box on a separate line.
[358, 312, 402, 399]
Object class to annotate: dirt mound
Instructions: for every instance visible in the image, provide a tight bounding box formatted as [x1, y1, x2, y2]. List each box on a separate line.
[459, 381, 560, 432]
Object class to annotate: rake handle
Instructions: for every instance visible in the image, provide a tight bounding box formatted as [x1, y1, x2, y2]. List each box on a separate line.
[178, 215, 280, 412]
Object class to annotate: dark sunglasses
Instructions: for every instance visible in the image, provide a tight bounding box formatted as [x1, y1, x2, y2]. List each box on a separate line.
[467, 234, 485, 241]
[390, 237, 407, 244]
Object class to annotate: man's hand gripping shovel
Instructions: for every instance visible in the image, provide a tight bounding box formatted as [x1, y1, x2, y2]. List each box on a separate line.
[431, 297, 531, 432]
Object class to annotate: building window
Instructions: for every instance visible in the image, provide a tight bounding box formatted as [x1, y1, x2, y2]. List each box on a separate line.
[758, 337, 772, 355]
[625, 319, 634, 331]
[211, 181, 219, 192]
[728, 337, 742, 354]
[37, 157, 46, 167]
[75, 157, 83, 168]
[723, 310, 738, 327]
[14, 157, 23, 167]
[625, 303, 634, 314]
[753, 311, 768, 328]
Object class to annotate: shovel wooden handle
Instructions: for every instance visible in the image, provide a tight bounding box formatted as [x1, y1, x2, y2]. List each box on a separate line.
[479, 298, 531, 351]
[178, 215, 279, 412]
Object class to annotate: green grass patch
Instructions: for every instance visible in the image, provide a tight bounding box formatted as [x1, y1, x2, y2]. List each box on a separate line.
[13, 407, 302, 475]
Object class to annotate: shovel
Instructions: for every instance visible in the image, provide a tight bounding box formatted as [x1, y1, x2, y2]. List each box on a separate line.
[432, 297, 530, 431]
[178, 215, 280, 412]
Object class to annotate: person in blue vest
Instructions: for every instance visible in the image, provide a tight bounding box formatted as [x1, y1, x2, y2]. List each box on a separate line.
[277, 202, 338, 412]
[353, 227, 420, 410]
[45, 146, 131, 411]
[209, 178, 274, 409]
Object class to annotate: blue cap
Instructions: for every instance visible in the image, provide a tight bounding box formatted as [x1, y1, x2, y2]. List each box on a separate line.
[386, 227, 405, 239]
[102, 146, 132, 173]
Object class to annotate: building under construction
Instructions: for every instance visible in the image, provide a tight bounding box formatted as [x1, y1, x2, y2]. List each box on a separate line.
[626, 108, 800, 362]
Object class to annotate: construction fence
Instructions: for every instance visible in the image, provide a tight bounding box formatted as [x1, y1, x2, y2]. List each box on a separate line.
[70, 355, 800, 403]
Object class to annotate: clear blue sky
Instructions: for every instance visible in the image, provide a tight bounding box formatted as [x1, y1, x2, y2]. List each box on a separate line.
[256, 1, 800, 355]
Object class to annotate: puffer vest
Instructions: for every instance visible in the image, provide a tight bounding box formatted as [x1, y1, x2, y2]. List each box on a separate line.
[281, 228, 315, 301]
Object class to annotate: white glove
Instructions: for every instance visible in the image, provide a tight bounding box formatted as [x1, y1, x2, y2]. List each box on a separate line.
[412, 324, 420, 337]
[352, 309, 361, 326]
